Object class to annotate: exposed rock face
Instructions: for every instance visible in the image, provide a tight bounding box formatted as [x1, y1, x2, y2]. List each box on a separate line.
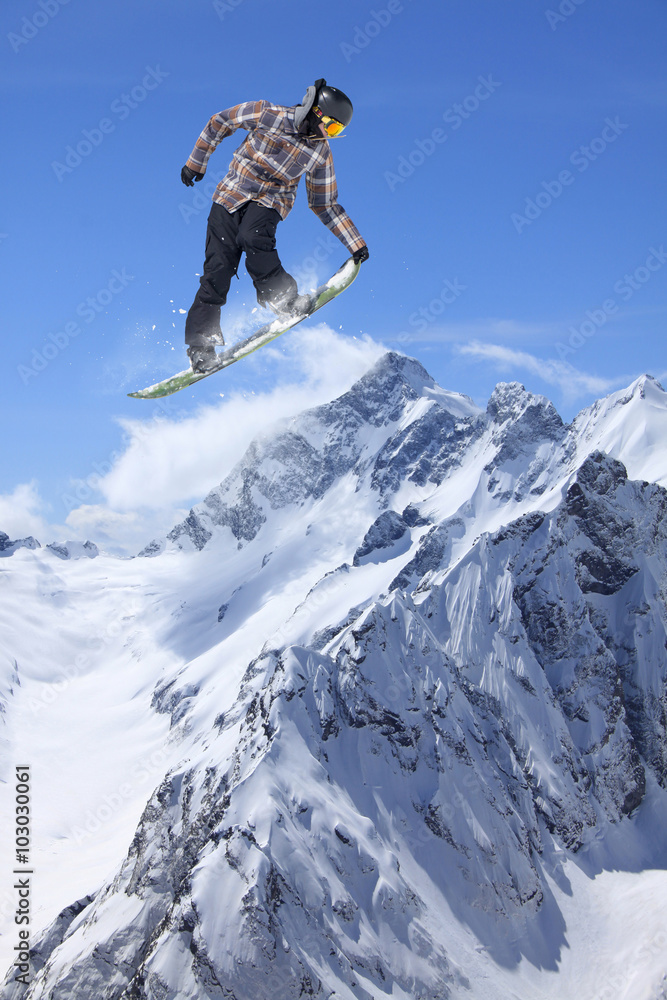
[46, 540, 99, 560]
[0, 534, 99, 560]
[159, 354, 481, 552]
[352, 510, 409, 565]
[0, 532, 40, 557]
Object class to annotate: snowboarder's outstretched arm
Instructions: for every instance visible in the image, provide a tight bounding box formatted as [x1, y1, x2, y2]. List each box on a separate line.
[184, 100, 268, 178]
[306, 150, 367, 257]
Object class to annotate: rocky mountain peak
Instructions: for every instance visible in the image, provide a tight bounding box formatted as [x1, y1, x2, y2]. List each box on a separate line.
[306, 350, 437, 433]
[0, 531, 40, 557]
[624, 372, 665, 402]
[487, 380, 563, 426]
[159, 352, 481, 553]
[486, 381, 566, 451]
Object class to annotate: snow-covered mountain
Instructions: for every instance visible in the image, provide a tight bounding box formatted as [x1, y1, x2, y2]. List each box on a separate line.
[2, 353, 667, 1000]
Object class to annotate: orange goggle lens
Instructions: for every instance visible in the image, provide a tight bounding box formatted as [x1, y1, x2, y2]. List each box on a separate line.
[321, 115, 345, 137]
[313, 106, 346, 137]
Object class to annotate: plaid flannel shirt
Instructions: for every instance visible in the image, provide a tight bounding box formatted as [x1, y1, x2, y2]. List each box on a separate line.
[185, 101, 366, 254]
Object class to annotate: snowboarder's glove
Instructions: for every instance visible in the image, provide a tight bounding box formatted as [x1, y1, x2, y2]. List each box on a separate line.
[181, 165, 203, 187]
[353, 246, 369, 265]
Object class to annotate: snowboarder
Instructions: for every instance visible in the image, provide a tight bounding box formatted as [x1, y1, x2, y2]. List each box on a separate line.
[180, 78, 370, 373]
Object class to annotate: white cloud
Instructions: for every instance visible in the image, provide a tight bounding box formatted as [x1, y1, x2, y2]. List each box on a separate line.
[60, 325, 386, 553]
[64, 504, 188, 556]
[388, 318, 559, 346]
[0, 482, 52, 541]
[101, 325, 385, 512]
[457, 340, 618, 401]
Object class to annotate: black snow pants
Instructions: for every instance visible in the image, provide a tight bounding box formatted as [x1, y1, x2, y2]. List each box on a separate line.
[184, 201, 298, 347]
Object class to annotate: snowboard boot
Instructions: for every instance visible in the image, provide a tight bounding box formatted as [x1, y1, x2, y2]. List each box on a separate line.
[187, 345, 219, 374]
[266, 289, 314, 318]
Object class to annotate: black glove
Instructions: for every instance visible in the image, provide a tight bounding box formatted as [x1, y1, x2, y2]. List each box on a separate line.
[353, 245, 369, 265]
[181, 165, 203, 187]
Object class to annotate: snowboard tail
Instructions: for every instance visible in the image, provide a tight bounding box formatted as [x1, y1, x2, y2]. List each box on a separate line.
[128, 258, 360, 399]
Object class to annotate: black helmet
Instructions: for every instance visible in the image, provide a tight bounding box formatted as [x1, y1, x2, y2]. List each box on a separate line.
[314, 83, 353, 127]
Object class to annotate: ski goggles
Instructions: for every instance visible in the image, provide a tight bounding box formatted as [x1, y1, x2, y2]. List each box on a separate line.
[312, 106, 346, 137]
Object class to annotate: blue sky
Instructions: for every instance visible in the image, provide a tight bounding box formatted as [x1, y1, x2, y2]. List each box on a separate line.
[1, 0, 666, 551]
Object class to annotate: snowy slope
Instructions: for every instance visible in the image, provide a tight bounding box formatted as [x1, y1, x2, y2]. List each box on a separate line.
[571, 375, 667, 487]
[1, 354, 667, 999]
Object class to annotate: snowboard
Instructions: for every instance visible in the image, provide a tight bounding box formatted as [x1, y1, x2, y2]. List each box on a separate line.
[128, 257, 361, 399]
